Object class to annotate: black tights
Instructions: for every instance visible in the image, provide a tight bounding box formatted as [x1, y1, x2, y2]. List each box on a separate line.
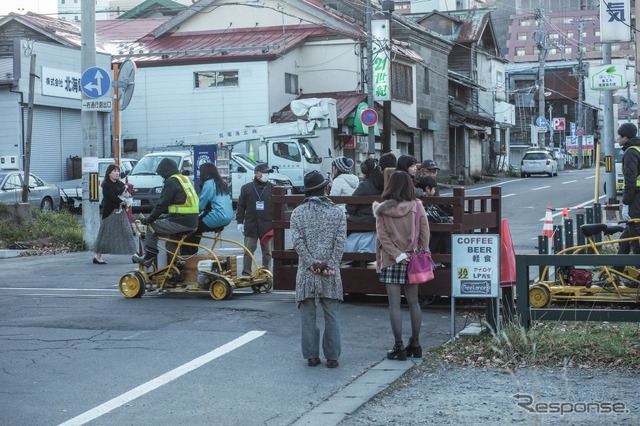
[386, 283, 421, 344]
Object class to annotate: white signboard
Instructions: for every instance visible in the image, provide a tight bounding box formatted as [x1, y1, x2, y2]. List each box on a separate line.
[590, 64, 626, 90]
[41, 67, 82, 100]
[371, 19, 390, 102]
[82, 157, 99, 173]
[451, 234, 499, 298]
[82, 98, 113, 112]
[600, 0, 631, 42]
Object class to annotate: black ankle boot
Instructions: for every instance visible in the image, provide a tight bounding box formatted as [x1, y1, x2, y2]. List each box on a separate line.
[405, 337, 422, 358]
[387, 342, 407, 361]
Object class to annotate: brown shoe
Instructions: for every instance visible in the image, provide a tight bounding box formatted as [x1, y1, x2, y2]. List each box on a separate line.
[307, 357, 321, 367]
[326, 359, 339, 368]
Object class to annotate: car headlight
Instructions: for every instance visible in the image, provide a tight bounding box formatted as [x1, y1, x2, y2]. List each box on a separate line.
[154, 187, 163, 194]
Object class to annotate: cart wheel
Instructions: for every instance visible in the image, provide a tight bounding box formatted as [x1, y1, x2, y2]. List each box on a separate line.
[529, 284, 551, 308]
[419, 295, 440, 307]
[210, 279, 232, 301]
[119, 271, 146, 298]
[251, 267, 273, 293]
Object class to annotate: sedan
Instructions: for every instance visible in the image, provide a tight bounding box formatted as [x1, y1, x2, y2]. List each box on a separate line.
[0, 172, 60, 210]
[520, 150, 558, 177]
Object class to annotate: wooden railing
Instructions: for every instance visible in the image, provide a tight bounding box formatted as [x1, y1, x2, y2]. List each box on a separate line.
[271, 186, 502, 297]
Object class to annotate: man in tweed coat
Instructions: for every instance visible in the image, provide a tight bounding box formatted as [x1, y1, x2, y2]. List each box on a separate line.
[290, 170, 347, 369]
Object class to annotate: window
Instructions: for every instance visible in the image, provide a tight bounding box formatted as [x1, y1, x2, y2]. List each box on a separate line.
[549, 33, 559, 40]
[516, 48, 526, 56]
[392, 62, 413, 103]
[564, 47, 572, 55]
[272, 142, 301, 162]
[194, 70, 239, 88]
[285, 73, 298, 95]
[521, 20, 532, 26]
[423, 69, 430, 94]
[517, 33, 527, 41]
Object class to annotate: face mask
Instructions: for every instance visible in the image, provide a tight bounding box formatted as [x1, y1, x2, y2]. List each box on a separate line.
[257, 175, 268, 183]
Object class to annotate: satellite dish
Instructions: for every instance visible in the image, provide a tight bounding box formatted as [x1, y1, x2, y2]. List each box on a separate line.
[117, 59, 136, 111]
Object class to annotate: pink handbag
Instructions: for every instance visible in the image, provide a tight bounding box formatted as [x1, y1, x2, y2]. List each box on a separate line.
[407, 201, 436, 284]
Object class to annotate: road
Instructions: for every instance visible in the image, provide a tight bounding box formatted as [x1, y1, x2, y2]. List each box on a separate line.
[0, 167, 606, 425]
[448, 167, 609, 254]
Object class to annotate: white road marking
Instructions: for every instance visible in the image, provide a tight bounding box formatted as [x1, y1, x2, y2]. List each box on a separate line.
[531, 186, 551, 191]
[502, 193, 516, 198]
[539, 194, 607, 220]
[58, 331, 266, 426]
[561, 180, 577, 184]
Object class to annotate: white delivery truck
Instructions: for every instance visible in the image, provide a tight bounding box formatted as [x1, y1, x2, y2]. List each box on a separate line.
[176, 98, 338, 192]
[127, 150, 292, 212]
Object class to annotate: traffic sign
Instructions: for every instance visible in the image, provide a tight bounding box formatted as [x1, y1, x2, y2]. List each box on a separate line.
[576, 127, 584, 136]
[81, 67, 111, 99]
[82, 99, 113, 112]
[535, 116, 548, 128]
[552, 117, 566, 131]
[361, 108, 379, 127]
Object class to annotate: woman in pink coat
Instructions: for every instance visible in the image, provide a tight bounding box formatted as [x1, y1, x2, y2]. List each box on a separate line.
[373, 171, 430, 361]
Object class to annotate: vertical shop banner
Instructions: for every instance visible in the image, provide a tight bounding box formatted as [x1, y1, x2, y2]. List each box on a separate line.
[600, 0, 631, 42]
[193, 145, 216, 194]
[371, 20, 391, 101]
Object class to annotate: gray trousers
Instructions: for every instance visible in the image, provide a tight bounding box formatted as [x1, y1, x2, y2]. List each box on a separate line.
[242, 235, 272, 275]
[145, 218, 196, 259]
[299, 298, 341, 361]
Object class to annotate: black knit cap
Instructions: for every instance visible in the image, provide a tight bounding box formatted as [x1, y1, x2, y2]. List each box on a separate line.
[303, 170, 329, 193]
[618, 123, 637, 139]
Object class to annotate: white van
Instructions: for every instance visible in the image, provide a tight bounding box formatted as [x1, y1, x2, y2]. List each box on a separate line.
[128, 150, 292, 212]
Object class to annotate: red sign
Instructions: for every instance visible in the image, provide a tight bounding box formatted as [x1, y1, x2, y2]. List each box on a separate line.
[552, 117, 566, 131]
[361, 108, 378, 126]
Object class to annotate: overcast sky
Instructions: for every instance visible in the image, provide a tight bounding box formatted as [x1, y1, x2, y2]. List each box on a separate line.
[0, 0, 58, 16]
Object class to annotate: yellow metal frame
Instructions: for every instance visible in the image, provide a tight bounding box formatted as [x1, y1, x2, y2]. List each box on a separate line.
[119, 221, 273, 299]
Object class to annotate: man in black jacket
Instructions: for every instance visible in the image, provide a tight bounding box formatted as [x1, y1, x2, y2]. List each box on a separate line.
[133, 158, 199, 266]
[618, 122, 640, 254]
[236, 163, 274, 276]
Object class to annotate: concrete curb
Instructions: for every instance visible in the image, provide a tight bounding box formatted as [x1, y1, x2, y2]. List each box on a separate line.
[292, 358, 419, 425]
[0, 249, 26, 259]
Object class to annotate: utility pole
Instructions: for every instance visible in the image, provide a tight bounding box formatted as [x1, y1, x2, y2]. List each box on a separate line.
[603, 43, 616, 204]
[575, 19, 586, 170]
[365, 0, 375, 155]
[81, 0, 100, 248]
[535, 5, 547, 148]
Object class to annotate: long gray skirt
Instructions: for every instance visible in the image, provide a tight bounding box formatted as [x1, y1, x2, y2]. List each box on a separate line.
[95, 209, 136, 254]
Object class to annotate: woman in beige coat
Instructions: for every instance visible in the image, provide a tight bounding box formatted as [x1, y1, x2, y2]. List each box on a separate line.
[373, 171, 430, 361]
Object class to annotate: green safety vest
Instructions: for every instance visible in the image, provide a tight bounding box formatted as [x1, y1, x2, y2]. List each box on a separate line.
[167, 174, 199, 214]
[623, 146, 640, 189]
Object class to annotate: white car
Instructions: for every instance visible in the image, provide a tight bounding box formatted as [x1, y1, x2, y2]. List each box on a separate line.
[520, 150, 558, 178]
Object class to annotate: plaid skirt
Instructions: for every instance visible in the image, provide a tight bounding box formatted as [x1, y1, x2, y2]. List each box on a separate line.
[379, 263, 409, 285]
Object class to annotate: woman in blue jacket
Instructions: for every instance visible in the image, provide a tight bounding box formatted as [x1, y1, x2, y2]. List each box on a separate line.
[184, 162, 233, 252]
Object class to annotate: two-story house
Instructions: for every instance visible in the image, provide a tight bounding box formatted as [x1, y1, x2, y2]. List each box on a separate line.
[415, 8, 514, 180]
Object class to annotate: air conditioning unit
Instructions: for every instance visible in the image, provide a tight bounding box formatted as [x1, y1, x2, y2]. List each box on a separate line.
[0, 155, 18, 170]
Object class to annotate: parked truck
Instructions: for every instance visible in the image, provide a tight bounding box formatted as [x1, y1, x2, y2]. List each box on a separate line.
[176, 98, 338, 192]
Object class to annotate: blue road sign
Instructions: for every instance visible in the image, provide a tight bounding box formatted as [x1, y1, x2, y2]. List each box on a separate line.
[535, 116, 548, 128]
[81, 67, 111, 99]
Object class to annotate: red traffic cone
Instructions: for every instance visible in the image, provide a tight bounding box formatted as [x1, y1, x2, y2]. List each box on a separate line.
[562, 208, 569, 218]
[500, 218, 516, 288]
[542, 206, 554, 251]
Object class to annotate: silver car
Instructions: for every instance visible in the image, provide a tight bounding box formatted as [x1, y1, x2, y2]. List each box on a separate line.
[520, 150, 558, 178]
[0, 172, 60, 210]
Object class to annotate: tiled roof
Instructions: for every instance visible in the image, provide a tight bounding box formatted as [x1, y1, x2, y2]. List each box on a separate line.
[96, 18, 168, 42]
[272, 91, 366, 123]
